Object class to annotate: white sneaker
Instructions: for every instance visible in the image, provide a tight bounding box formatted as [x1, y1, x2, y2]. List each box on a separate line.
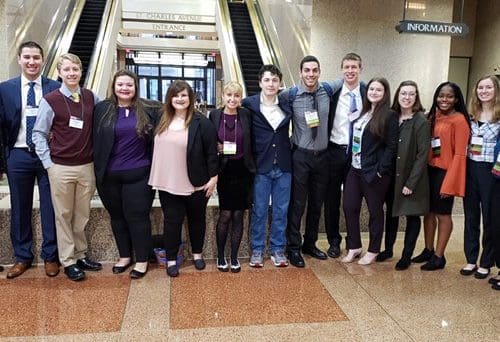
[270, 251, 289, 267]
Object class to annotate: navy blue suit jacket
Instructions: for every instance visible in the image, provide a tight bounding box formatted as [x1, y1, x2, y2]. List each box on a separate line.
[242, 93, 293, 174]
[0, 76, 60, 158]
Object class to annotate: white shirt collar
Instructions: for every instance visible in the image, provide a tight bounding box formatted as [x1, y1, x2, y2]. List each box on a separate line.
[341, 83, 361, 97]
[21, 74, 42, 87]
[260, 92, 278, 105]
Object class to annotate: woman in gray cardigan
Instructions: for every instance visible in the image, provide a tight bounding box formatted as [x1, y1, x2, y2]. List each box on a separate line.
[384, 81, 430, 270]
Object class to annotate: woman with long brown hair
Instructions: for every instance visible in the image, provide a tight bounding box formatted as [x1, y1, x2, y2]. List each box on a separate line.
[149, 80, 218, 277]
[93, 69, 161, 279]
[342, 77, 398, 265]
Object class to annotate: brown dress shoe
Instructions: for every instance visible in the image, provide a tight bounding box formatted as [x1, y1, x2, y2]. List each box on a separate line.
[44, 262, 60, 277]
[6, 262, 31, 279]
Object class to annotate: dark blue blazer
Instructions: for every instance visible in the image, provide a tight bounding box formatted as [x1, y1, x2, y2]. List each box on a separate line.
[0, 76, 60, 157]
[242, 93, 292, 174]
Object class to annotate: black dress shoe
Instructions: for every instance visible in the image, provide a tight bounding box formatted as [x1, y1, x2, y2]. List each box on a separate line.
[492, 281, 500, 290]
[130, 269, 147, 279]
[459, 265, 477, 276]
[411, 248, 434, 263]
[395, 258, 411, 271]
[0, 265, 4, 272]
[288, 251, 305, 268]
[488, 273, 500, 285]
[112, 262, 133, 274]
[327, 245, 341, 258]
[302, 245, 327, 260]
[64, 265, 85, 281]
[421, 254, 446, 271]
[193, 258, 206, 270]
[77, 258, 102, 271]
[167, 265, 179, 277]
[474, 268, 490, 279]
[376, 250, 393, 262]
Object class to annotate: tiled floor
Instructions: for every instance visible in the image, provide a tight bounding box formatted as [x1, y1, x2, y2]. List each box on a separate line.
[0, 220, 499, 341]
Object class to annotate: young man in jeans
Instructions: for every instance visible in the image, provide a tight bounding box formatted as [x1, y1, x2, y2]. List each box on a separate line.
[242, 65, 292, 267]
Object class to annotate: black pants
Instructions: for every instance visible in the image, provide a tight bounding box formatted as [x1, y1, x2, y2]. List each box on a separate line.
[159, 190, 208, 260]
[398, 215, 421, 260]
[383, 176, 399, 252]
[287, 148, 329, 252]
[97, 166, 154, 262]
[343, 167, 391, 253]
[489, 179, 500, 268]
[324, 142, 350, 248]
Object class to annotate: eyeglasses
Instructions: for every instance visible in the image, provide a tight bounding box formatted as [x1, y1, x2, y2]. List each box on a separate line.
[400, 92, 416, 97]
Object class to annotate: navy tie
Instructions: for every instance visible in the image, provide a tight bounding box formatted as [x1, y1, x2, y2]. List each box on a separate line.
[26, 81, 36, 149]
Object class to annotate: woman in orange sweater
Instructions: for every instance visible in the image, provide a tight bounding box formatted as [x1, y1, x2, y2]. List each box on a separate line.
[412, 82, 470, 270]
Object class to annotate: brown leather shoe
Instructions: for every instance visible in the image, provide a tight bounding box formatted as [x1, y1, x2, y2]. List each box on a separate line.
[44, 261, 60, 277]
[6, 262, 31, 279]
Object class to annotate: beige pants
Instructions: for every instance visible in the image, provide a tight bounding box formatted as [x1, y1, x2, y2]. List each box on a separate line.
[47, 162, 96, 267]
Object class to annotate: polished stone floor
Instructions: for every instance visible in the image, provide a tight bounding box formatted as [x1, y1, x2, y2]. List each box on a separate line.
[0, 221, 498, 341]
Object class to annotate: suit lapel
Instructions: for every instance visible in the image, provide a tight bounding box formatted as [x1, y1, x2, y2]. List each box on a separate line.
[187, 115, 200, 154]
[13, 77, 22, 115]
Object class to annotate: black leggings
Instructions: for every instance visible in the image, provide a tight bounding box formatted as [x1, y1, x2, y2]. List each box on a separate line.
[97, 166, 154, 262]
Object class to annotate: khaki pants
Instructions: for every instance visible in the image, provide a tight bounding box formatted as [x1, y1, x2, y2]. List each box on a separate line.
[47, 162, 96, 267]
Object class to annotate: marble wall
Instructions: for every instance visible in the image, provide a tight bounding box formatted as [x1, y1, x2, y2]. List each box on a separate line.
[468, 1, 500, 93]
[0, 0, 7, 81]
[310, 0, 454, 109]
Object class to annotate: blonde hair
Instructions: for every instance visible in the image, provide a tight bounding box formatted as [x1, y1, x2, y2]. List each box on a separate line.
[469, 75, 500, 123]
[223, 81, 243, 97]
[56, 53, 82, 71]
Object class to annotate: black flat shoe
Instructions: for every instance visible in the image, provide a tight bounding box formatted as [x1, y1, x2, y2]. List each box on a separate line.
[193, 258, 206, 270]
[395, 258, 411, 270]
[488, 273, 500, 285]
[459, 265, 477, 276]
[130, 268, 147, 279]
[167, 265, 179, 277]
[421, 254, 446, 271]
[492, 281, 500, 290]
[474, 268, 490, 279]
[112, 262, 132, 274]
[376, 250, 393, 262]
[411, 248, 434, 263]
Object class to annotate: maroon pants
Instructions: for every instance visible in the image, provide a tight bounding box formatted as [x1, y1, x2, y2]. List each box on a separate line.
[343, 167, 391, 253]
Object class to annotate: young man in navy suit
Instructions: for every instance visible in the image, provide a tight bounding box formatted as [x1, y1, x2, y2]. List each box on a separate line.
[242, 65, 293, 268]
[0, 41, 60, 278]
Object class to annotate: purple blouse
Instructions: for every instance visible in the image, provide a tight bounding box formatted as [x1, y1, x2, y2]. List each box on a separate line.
[218, 113, 244, 160]
[108, 107, 151, 171]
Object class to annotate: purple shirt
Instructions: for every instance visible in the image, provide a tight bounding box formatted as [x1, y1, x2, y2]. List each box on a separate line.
[218, 113, 244, 160]
[108, 107, 150, 171]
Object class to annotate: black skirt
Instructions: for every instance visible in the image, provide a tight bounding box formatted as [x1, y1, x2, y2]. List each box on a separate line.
[428, 166, 454, 215]
[217, 158, 253, 210]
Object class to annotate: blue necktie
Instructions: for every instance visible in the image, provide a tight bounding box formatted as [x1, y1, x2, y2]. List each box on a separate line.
[348, 91, 357, 112]
[26, 81, 36, 149]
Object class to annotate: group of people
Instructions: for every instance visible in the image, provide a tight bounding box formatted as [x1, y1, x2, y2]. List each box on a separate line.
[0, 42, 499, 291]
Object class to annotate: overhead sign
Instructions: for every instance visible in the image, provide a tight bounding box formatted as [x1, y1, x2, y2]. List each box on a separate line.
[122, 21, 216, 33]
[123, 11, 214, 23]
[396, 20, 469, 37]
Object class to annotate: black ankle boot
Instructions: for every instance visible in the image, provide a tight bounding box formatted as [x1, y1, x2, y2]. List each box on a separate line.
[411, 248, 434, 263]
[421, 254, 446, 271]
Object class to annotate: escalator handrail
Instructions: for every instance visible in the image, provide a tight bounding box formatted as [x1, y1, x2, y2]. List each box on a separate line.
[45, 0, 86, 80]
[215, 0, 247, 97]
[85, 0, 117, 91]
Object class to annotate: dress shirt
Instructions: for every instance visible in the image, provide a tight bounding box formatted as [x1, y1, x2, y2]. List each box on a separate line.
[290, 83, 330, 150]
[259, 93, 285, 130]
[14, 75, 43, 147]
[330, 83, 362, 145]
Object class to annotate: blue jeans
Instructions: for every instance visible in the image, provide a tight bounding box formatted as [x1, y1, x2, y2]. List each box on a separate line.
[250, 166, 291, 253]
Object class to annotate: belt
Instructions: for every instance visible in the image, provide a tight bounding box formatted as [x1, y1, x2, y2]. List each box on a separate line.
[329, 142, 348, 149]
[13, 147, 36, 153]
[293, 145, 327, 156]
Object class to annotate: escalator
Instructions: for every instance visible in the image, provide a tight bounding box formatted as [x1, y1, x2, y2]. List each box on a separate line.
[67, 0, 107, 85]
[227, 2, 263, 96]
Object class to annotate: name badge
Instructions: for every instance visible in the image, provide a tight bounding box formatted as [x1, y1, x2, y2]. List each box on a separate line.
[223, 141, 237, 155]
[431, 137, 441, 157]
[69, 116, 84, 129]
[25, 107, 38, 117]
[352, 128, 362, 154]
[348, 110, 360, 122]
[304, 110, 319, 128]
[470, 136, 484, 155]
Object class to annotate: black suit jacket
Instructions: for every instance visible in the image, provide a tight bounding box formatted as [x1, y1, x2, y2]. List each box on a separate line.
[355, 110, 399, 183]
[186, 112, 219, 187]
[328, 81, 367, 136]
[92, 99, 161, 184]
[0, 121, 5, 173]
[208, 107, 256, 174]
